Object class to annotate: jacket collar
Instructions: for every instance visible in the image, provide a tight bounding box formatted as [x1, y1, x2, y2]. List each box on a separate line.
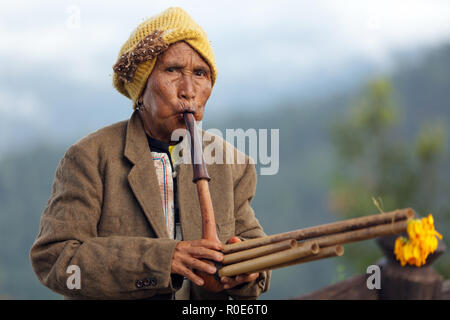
[124, 111, 170, 238]
[124, 111, 150, 165]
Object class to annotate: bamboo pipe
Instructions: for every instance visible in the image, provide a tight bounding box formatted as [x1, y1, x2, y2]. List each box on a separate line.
[218, 242, 320, 278]
[223, 208, 414, 254]
[249, 219, 406, 272]
[218, 220, 406, 276]
[183, 111, 221, 292]
[222, 239, 297, 265]
[250, 245, 344, 274]
[304, 219, 408, 248]
[196, 179, 219, 242]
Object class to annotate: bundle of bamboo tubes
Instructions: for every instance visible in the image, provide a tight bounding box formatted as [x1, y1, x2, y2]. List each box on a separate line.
[216, 208, 415, 278]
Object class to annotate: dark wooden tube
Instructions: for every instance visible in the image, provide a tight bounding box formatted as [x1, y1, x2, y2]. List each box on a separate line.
[183, 111, 222, 292]
[183, 111, 211, 183]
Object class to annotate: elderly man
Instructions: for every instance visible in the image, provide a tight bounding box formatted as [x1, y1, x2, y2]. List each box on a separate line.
[30, 7, 270, 300]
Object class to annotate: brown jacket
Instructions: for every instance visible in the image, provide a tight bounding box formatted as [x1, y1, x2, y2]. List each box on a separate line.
[30, 111, 270, 300]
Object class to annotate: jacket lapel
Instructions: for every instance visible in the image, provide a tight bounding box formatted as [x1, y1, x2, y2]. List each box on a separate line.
[124, 112, 169, 239]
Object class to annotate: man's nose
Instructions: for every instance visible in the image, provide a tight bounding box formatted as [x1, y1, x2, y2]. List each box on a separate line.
[178, 74, 196, 101]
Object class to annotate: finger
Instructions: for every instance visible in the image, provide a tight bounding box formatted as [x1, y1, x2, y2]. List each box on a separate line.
[221, 276, 234, 289]
[191, 239, 223, 251]
[186, 246, 223, 262]
[221, 276, 241, 289]
[221, 273, 259, 289]
[236, 273, 259, 283]
[220, 276, 232, 284]
[182, 256, 217, 274]
[182, 267, 205, 287]
[221, 274, 253, 284]
[171, 261, 205, 287]
[226, 237, 241, 244]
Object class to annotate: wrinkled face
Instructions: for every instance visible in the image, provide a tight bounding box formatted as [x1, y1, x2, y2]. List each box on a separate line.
[138, 41, 212, 143]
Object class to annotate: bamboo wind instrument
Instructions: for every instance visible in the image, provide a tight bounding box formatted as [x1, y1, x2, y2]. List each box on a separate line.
[219, 242, 319, 277]
[217, 208, 415, 277]
[183, 109, 416, 286]
[183, 111, 222, 292]
[222, 239, 297, 265]
[223, 208, 414, 254]
[250, 245, 345, 275]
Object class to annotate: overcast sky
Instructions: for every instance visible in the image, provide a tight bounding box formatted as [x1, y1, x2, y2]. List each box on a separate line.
[2, 1, 449, 79]
[1, 1, 450, 151]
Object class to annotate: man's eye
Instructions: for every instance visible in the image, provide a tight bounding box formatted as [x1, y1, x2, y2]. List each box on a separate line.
[166, 67, 177, 72]
[195, 70, 206, 77]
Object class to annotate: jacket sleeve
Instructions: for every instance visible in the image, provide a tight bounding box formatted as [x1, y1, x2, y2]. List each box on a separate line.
[29, 143, 183, 299]
[226, 159, 271, 300]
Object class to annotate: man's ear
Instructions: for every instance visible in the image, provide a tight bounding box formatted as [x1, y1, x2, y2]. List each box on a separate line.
[136, 96, 145, 110]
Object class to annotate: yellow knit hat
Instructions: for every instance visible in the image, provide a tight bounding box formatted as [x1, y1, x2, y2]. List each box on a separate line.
[112, 7, 218, 109]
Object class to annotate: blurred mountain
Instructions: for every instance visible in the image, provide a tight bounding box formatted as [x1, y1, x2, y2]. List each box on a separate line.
[0, 42, 449, 299]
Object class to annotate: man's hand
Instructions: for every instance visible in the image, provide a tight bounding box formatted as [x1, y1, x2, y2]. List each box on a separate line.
[171, 239, 223, 287]
[220, 237, 260, 290]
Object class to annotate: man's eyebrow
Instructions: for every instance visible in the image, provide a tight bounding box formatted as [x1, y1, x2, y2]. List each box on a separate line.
[194, 65, 210, 73]
[162, 60, 210, 73]
[163, 61, 184, 68]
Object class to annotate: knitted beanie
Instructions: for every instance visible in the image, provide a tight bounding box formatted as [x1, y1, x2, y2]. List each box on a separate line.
[112, 7, 218, 109]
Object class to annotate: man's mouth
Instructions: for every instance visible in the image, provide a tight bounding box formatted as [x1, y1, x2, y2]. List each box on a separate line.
[176, 107, 195, 119]
[181, 106, 196, 114]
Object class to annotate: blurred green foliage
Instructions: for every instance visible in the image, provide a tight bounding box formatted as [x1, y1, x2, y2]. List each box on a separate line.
[329, 77, 449, 277]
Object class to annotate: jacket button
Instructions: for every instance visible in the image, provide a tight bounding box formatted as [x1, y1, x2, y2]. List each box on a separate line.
[143, 278, 150, 286]
[135, 280, 144, 288]
[150, 277, 157, 286]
